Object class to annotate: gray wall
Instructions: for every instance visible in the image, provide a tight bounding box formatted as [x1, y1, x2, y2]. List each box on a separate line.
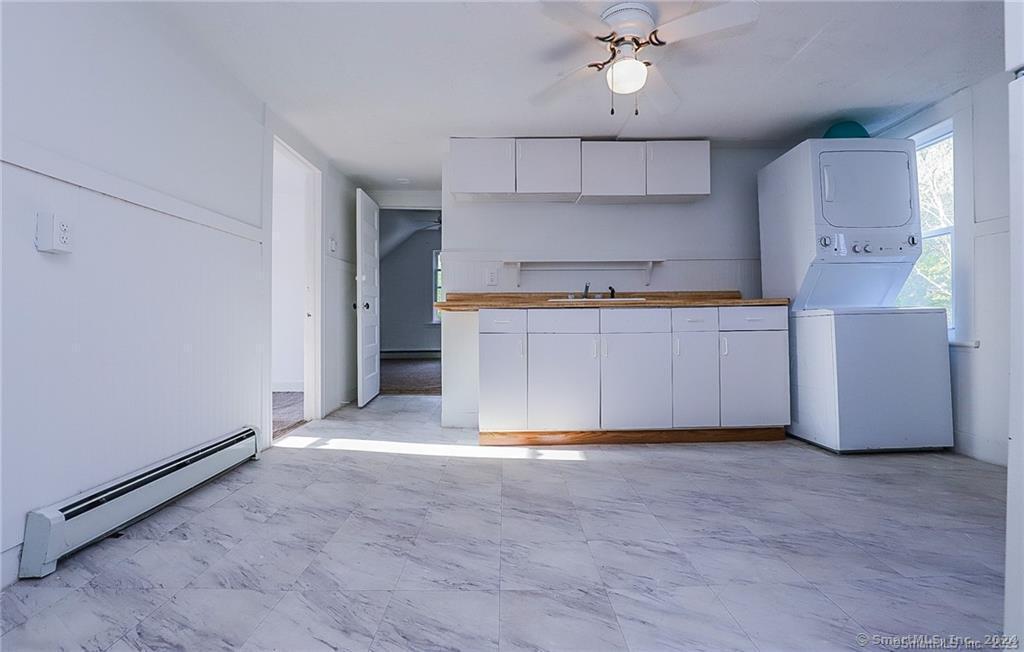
[381, 227, 441, 352]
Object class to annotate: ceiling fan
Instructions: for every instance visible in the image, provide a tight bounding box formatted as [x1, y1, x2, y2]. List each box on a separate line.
[533, 1, 760, 115]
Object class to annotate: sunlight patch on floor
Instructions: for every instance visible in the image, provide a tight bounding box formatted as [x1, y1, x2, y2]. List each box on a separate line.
[274, 435, 587, 460]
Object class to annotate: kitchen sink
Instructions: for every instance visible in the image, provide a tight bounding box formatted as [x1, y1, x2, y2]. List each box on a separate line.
[547, 297, 647, 303]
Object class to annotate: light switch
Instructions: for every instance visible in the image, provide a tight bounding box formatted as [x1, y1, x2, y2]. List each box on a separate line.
[484, 265, 499, 286]
[35, 212, 72, 254]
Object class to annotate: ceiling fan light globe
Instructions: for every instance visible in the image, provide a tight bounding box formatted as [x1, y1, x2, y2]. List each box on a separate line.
[606, 57, 648, 94]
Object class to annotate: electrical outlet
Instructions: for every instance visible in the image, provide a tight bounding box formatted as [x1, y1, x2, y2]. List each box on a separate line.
[35, 212, 73, 254]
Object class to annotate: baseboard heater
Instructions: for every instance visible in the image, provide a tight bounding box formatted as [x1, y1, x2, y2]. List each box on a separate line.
[19, 427, 258, 579]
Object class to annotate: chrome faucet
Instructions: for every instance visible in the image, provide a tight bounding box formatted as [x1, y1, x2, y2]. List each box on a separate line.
[583, 282, 591, 299]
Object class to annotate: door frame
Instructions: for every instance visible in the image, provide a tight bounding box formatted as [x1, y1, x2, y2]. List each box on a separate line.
[271, 137, 323, 423]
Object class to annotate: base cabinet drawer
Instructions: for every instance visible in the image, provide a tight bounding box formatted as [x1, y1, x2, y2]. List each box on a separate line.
[479, 334, 527, 431]
[600, 333, 673, 429]
[673, 331, 721, 427]
[528, 333, 601, 430]
[719, 306, 788, 331]
[720, 330, 791, 427]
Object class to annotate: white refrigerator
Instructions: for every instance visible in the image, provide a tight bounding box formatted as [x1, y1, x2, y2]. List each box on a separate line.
[1005, 0, 1023, 637]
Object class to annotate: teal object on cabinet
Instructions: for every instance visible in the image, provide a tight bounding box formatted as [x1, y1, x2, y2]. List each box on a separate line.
[823, 121, 870, 138]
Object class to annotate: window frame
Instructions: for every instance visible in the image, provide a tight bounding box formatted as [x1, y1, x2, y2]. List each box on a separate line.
[904, 122, 957, 333]
[431, 249, 443, 324]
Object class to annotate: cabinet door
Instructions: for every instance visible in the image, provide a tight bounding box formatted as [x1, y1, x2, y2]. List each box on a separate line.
[528, 333, 601, 430]
[646, 141, 710, 196]
[720, 330, 790, 427]
[449, 138, 516, 194]
[819, 150, 913, 228]
[581, 141, 647, 198]
[672, 332, 721, 428]
[479, 334, 527, 431]
[600, 333, 672, 429]
[516, 138, 581, 194]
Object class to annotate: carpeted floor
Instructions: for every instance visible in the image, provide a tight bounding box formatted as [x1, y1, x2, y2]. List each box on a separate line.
[272, 391, 305, 438]
[380, 358, 441, 395]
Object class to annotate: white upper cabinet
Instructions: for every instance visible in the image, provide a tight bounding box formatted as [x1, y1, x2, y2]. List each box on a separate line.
[580, 141, 647, 201]
[449, 138, 516, 196]
[450, 138, 711, 202]
[646, 141, 711, 197]
[515, 138, 581, 198]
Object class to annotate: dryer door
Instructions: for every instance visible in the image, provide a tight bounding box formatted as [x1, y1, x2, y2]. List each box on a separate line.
[819, 150, 913, 228]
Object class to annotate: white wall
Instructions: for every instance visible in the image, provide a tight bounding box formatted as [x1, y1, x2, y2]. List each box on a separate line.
[271, 148, 308, 392]
[0, 3, 356, 586]
[879, 71, 1013, 466]
[439, 145, 782, 426]
[381, 228, 442, 353]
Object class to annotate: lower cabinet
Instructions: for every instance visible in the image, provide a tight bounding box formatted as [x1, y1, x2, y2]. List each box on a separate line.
[719, 330, 790, 427]
[601, 333, 673, 429]
[477, 307, 790, 432]
[528, 333, 601, 430]
[478, 333, 527, 431]
[672, 331, 721, 427]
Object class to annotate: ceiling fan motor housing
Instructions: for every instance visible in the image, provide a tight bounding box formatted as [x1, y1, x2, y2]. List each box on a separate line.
[600, 2, 656, 40]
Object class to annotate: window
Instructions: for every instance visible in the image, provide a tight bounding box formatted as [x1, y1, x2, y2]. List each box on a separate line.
[897, 130, 954, 328]
[432, 250, 443, 323]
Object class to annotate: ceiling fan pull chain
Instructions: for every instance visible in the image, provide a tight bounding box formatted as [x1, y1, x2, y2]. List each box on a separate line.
[609, 67, 615, 115]
[634, 93, 639, 116]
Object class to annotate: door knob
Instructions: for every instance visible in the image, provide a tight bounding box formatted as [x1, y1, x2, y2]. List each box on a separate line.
[363, 302, 370, 310]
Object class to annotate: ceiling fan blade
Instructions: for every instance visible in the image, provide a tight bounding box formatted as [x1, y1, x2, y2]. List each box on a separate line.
[539, 33, 602, 63]
[641, 66, 681, 115]
[651, 1, 759, 46]
[529, 64, 596, 106]
[538, 1, 615, 39]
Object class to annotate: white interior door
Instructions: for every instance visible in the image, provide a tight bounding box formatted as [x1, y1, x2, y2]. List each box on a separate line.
[356, 189, 380, 407]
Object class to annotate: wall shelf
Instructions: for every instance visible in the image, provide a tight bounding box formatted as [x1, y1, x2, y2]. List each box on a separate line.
[502, 259, 665, 287]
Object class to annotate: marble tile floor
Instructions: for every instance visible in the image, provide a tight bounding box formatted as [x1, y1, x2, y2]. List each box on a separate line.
[1, 396, 1007, 651]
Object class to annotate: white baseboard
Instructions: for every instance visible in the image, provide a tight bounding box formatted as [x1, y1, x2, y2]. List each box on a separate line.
[272, 381, 303, 393]
[2, 545, 22, 588]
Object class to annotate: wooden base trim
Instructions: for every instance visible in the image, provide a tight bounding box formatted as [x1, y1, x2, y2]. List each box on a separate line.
[479, 427, 786, 446]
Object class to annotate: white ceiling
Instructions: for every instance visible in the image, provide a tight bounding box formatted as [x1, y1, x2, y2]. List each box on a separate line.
[158, 1, 1003, 191]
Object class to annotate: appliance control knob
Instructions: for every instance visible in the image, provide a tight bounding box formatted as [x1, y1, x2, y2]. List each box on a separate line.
[863, 244, 873, 253]
[819, 236, 832, 247]
[908, 235, 918, 246]
[852, 244, 861, 253]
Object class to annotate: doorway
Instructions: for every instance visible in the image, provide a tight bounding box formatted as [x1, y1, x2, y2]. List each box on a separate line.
[378, 209, 442, 395]
[271, 140, 322, 436]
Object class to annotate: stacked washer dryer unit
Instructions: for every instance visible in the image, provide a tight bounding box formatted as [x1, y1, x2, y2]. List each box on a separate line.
[758, 138, 953, 452]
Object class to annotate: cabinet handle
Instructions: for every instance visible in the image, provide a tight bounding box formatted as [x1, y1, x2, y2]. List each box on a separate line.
[601, 338, 608, 358]
[493, 319, 512, 324]
[517, 143, 523, 162]
[721, 336, 729, 356]
[508, 142, 514, 161]
[519, 337, 525, 357]
[744, 317, 764, 322]
[686, 318, 703, 323]
[674, 337, 680, 356]
[592, 338, 599, 358]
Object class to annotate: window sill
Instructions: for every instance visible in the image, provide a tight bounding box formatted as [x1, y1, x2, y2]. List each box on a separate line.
[949, 339, 980, 349]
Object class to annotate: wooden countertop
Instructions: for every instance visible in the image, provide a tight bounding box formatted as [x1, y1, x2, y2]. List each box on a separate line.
[435, 291, 790, 311]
